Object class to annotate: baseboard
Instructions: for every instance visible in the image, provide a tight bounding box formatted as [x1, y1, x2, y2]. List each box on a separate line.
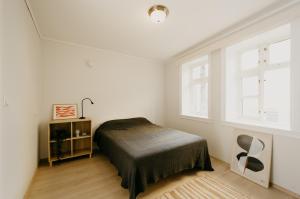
[39, 158, 48, 165]
[271, 183, 300, 199]
[23, 168, 38, 199]
[211, 155, 230, 165]
[211, 156, 300, 198]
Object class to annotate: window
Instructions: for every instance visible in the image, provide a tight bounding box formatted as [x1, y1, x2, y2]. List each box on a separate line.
[181, 55, 209, 118]
[225, 24, 291, 129]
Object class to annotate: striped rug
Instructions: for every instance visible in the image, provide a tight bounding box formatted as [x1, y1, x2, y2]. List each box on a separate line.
[157, 174, 249, 199]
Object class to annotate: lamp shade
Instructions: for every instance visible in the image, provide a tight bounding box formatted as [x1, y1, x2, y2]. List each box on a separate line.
[148, 5, 169, 24]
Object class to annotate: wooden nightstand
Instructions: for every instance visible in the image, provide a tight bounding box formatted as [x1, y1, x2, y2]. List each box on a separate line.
[48, 118, 92, 167]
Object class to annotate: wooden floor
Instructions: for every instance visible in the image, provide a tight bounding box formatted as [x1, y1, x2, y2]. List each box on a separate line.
[26, 153, 297, 199]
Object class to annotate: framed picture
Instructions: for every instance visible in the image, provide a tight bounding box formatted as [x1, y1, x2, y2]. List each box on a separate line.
[53, 104, 78, 120]
[231, 129, 272, 188]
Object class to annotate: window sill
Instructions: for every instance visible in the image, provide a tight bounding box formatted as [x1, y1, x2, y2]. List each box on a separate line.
[179, 115, 212, 123]
[222, 120, 300, 138]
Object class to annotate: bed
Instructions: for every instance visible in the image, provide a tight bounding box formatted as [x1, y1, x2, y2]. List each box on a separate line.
[93, 117, 213, 199]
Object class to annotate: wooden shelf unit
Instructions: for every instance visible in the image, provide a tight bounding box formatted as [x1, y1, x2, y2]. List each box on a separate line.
[48, 118, 92, 166]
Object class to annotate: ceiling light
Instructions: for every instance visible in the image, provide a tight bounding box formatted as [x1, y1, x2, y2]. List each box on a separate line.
[148, 5, 169, 24]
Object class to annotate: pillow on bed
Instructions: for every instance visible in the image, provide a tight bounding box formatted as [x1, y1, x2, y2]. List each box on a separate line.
[97, 117, 152, 131]
[93, 118, 153, 143]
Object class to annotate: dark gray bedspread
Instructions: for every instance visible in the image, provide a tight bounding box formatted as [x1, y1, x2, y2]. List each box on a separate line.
[94, 118, 213, 199]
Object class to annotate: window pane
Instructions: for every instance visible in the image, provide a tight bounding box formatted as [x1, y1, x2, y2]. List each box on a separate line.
[242, 98, 259, 118]
[192, 67, 201, 80]
[201, 83, 208, 115]
[201, 64, 208, 77]
[192, 64, 208, 80]
[194, 84, 201, 113]
[242, 76, 259, 96]
[241, 49, 259, 70]
[192, 83, 208, 117]
[269, 40, 290, 64]
[264, 68, 290, 124]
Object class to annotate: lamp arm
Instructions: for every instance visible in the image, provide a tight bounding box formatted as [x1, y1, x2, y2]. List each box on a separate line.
[80, 98, 94, 119]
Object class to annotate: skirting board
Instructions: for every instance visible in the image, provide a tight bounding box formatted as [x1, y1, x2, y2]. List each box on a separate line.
[271, 183, 300, 199]
[24, 168, 38, 199]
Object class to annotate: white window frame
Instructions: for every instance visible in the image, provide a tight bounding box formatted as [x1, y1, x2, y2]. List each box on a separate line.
[180, 55, 211, 121]
[237, 36, 290, 126]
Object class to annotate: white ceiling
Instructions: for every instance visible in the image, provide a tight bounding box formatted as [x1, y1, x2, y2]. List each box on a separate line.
[28, 0, 286, 61]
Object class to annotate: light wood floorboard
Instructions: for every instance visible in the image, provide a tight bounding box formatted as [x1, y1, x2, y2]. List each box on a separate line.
[25, 153, 297, 199]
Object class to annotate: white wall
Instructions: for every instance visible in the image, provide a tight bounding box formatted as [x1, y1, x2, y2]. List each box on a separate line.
[165, 12, 300, 196]
[39, 40, 165, 159]
[1, 0, 42, 198]
[0, 0, 4, 197]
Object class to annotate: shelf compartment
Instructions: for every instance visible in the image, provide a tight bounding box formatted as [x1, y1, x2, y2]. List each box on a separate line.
[49, 122, 71, 140]
[72, 121, 91, 137]
[73, 149, 91, 157]
[50, 140, 71, 161]
[72, 138, 92, 155]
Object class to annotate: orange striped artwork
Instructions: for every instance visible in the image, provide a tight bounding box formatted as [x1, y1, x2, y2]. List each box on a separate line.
[53, 104, 78, 120]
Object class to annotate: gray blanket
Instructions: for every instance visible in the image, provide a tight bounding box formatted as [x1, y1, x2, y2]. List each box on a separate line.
[94, 118, 213, 199]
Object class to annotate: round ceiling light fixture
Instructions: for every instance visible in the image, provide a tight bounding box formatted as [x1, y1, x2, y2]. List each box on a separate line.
[148, 5, 169, 24]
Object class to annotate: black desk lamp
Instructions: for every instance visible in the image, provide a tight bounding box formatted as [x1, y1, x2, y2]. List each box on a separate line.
[79, 98, 94, 119]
